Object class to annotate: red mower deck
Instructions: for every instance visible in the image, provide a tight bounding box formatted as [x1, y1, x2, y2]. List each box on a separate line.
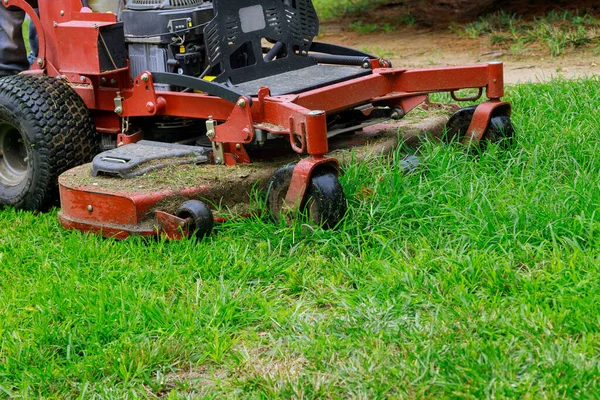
[58, 109, 454, 239]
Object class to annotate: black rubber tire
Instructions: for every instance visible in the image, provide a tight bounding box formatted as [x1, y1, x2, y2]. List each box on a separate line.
[305, 170, 347, 229]
[444, 106, 514, 147]
[266, 164, 297, 225]
[176, 200, 214, 239]
[0, 74, 99, 210]
[266, 164, 347, 229]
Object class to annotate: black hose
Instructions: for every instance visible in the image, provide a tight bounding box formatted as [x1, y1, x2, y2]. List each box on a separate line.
[309, 54, 370, 67]
[264, 42, 284, 62]
[81, 0, 90, 7]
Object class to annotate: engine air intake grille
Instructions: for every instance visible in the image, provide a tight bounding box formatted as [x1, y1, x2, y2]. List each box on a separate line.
[127, 0, 204, 9]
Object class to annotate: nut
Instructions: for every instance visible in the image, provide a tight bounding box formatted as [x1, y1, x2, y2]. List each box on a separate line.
[36, 58, 43, 67]
[114, 106, 123, 115]
[206, 129, 215, 139]
[141, 73, 149, 82]
[237, 99, 247, 108]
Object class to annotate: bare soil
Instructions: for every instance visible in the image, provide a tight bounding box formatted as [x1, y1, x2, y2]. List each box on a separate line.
[318, 2, 600, 84]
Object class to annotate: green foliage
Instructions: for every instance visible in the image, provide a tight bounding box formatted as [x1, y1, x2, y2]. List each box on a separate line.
[2, 79, 600, 397]
[348, 21, 396, 34]
[312, 0, 384, 21]
[454, 10, 600, 56]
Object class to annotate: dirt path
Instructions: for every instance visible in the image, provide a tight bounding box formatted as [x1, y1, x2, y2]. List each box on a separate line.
[318, 24, 600, 84]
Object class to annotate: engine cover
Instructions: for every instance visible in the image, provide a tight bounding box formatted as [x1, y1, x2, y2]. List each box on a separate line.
[122, 1, 214, 87]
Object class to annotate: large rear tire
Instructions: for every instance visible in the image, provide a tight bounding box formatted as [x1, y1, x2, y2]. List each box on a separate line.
[0, 74, 99, 210]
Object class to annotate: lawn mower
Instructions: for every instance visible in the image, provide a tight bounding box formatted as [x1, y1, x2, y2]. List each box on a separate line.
[0, 0, 513, 239]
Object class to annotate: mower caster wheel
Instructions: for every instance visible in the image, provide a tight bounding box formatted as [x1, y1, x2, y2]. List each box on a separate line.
[176, 200, 214, 239]
[444, 106, 514, 148]
[267, 164, 347, 229]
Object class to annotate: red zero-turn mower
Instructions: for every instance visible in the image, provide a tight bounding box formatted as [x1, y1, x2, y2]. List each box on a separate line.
[0, 0, 513, 239]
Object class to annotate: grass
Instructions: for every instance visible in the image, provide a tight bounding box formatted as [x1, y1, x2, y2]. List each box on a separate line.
[452, 10, 600, 56]
[313, 0, 414, 32]
[2, 78, 600, 397]
[312, 0, 383, 21]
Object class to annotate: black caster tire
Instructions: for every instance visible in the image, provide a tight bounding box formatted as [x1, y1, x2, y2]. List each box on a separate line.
[266, 164, 347, 229]
[444, 105, 514, 147]
[176, 200, 214, 239]
[305, 170, 348, 229]
[266, 164, 296, 225]
[0, 74, 99, 211]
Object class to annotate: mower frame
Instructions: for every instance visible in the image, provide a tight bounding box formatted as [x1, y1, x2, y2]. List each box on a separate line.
[3, 0, 512, 239]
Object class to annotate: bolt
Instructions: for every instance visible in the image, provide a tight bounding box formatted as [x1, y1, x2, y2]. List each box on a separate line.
[80, 76, 86, 83]
[36, 58, 43, 67]
[215, 157, 222, 164]
[141, 73, 149, 82]
[114, 106, 123, 115]
[206, 129, 215, 139]
[60, 10, 65, 16]
[235, 144, 241, 150]
[110, 79, 116, 84]
[237, 99, 247, 108]
[94, 23, 99, 29]
[87, 205, 93, 212]
[3, 0, 8, 5]
[53, 21, 58, 28]
[101, 77, 107, 84]
[362, 62, 370, 69]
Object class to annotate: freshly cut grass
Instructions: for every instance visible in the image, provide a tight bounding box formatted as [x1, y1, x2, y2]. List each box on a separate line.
[1, 78, 600, 398]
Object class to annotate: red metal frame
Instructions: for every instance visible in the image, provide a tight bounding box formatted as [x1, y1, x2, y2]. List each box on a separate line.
[5, 0, 513, 239]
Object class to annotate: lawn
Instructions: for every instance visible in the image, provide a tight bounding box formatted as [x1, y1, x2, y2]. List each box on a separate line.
[1, 78, 599, 398]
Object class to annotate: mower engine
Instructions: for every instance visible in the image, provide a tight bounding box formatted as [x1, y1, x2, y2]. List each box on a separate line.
[122, 0, 214, 91]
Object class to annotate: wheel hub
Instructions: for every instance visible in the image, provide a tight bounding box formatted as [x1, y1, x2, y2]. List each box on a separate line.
[0, 122, 29, 186]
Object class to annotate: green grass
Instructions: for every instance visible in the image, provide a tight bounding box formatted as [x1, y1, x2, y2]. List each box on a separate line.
[2, 79, 600, 397]
[452, 10, 600, 56]
[312, 0, 384, 21]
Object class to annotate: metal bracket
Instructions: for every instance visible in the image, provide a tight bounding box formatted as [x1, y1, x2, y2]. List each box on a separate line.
[206, 118, 224, 165]
[114, 92, 124, 115]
